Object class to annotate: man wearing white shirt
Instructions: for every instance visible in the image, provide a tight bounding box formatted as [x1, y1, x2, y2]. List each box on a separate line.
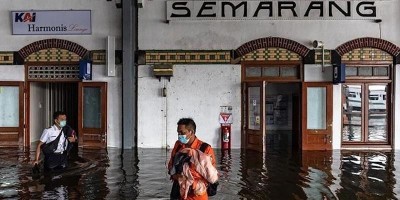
[33, 111, 77, 171]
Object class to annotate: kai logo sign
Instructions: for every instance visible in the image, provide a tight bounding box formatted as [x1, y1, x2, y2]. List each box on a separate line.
[12, 10, 91, 35]
[14, 12, 36, 23]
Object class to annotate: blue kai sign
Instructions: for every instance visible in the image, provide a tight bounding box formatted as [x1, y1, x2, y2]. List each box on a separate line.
[12, 10, 91, 35]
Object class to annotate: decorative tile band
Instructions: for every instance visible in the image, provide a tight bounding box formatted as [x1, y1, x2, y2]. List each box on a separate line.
[0, 52, 14, 65]
[336, 37, 400, 57]
[145, 51, 231, 64]
[342, 48, 393, 61]
[27, 65, 79, 81]
[242, 47, 301, 61]
[18, 38, 88, 59]
[25, 48, 81, 62]
[91, 50, 106, 64]
[314, 49, 331, 64]
[235, 37, 310, 58]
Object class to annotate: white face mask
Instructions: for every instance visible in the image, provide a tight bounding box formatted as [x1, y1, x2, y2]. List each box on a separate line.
[178, 135, 190, 144]
[56, 120, 67, 128]
[59, 120, 67, 128]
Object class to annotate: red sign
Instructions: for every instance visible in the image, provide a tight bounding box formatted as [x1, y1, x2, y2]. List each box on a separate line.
[219, 113, 232, 124]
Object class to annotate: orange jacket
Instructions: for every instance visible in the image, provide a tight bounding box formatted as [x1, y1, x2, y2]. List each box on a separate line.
[168, 137, 217, 200]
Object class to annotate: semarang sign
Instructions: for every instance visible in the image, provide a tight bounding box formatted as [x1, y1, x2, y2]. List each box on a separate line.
[166, 0, 385, 21]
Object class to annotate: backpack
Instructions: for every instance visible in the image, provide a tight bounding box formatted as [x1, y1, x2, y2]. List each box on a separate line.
[41, 130, 63, 155]
[41, 126, 73, 155]
[199, 143, 219, 197]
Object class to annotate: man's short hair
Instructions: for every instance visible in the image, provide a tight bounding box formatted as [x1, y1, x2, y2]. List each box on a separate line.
[53, 111, 66, 120]
[177, 118, 196, 134]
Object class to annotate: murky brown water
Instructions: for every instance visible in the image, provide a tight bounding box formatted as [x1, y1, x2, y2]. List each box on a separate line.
[0, 147, 399, 199]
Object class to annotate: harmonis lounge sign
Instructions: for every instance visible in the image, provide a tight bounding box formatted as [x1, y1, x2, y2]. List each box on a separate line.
[12, 10, 91, 35]
[167, 0, 384, 21]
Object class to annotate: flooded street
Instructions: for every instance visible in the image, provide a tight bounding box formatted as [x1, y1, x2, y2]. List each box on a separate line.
[0, 147, 399, 200]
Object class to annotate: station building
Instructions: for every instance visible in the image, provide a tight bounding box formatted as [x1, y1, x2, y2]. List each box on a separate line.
[0, 0, 123, 148]
[1, 0, 400, 152]
[137, 0, 400, 151]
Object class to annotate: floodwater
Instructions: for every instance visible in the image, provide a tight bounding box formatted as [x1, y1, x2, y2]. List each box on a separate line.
[0, 147, 399, 200]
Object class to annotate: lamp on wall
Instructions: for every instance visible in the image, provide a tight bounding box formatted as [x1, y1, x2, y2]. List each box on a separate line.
[374, 19, 382, 39]
[138, 0, 146, 8]
[312, 40, 325, 72]
[153, 64, 173, 81]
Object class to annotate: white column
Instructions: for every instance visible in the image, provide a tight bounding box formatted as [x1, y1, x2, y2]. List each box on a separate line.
[394, 65, 400, 149]
[332, 84, 342, 149]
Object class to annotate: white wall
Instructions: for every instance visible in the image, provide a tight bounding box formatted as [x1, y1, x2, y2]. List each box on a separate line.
[29, 83, 46, 143]
[138, 1, 400, 50]
[332, 84, 342, 149]
[138, 64, 241, 149]
[0, 66, 24, 81]
[0, 0, 121, 51]
[88, 65, 122, 148]
[395, 65, 400, 149]
[304, 64, 333, 82]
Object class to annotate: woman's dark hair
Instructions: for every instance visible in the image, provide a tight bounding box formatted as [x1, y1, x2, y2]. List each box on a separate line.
[177, 118, 196, 134]
[53, 111, 67, 120]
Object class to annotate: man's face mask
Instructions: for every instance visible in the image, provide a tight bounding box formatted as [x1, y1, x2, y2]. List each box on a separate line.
[178, 132, 191, 144]
[56, 119, 67, 128]
[59, 120, 67, 128]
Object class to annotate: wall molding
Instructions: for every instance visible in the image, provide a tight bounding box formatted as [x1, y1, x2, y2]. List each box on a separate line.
[18, 39, 88, 59]
[336, 37, 400, 57]
[235, 37, 310, 58]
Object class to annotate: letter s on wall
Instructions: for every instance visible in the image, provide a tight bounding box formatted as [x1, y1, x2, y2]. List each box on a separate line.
[171, 2, 191, 18]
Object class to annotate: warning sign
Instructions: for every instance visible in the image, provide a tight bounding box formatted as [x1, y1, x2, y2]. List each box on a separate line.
[219, 113, 233, 124]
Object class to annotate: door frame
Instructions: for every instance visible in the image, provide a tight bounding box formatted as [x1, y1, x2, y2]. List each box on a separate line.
[25, 62, 80, 147]
[301, 82, 333, 150]
[341, 82, 392, 147]
[241, 61, 303, 152]
[78, 82, 107, 148]
[0, 81, 24, 147]
[243, 81, 266, 152]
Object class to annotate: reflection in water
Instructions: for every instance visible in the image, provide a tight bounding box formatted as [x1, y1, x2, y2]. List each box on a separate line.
[0, 147, 399, 199]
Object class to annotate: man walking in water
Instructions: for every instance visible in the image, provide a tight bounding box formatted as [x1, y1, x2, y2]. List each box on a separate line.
[168, 118, 217, 200]
[33, 111, 77, 171]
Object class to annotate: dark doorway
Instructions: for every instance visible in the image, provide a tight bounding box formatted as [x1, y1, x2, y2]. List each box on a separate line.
[29, 82, 78, 144]
[265, 83, 301, 151]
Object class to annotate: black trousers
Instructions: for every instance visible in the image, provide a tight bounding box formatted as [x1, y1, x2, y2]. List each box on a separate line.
[44, 151, 68, 171]
[170, 181, 180, 200]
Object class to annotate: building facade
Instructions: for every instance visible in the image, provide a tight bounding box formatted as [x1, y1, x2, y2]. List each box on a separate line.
[0, 0, 123, 148]
[1, 0, 399, 151]
[137, 0, 400, 150]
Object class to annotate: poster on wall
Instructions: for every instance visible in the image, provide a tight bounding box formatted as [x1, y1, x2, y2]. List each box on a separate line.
[11, 10, 91, 35]
[248, 87, 261, 130]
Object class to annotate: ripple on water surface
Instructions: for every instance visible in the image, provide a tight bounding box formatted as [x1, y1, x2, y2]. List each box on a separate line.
[0, 148, 399, 199]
